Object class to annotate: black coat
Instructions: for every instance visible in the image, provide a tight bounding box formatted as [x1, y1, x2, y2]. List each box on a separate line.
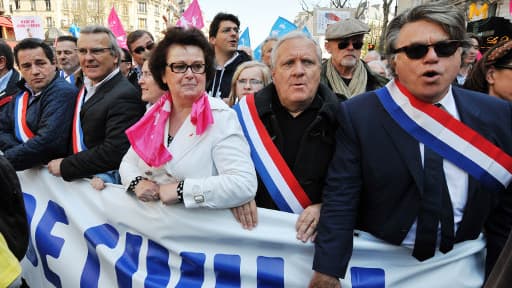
[0, 155, 28, 260]
[252, 82, 339, 210]
[207, 50, 251, 99]
[60, 72, 145, 181]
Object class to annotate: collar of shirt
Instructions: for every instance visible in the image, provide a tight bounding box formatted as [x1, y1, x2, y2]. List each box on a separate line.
[0, 69, 13, 92]
[437, 85, 460, 120]
[83, 68, 120, 102]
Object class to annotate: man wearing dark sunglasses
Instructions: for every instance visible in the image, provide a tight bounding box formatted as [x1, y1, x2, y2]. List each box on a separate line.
[126, 30, 155, 81]
[311, 2, 512, 288]
[321, 18, 388, 101]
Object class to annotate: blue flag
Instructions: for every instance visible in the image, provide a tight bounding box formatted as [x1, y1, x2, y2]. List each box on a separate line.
[301, 26, 311, 37]
[238, 27, 251, 49]
[269, 17, 297, 38]
[69, 24, 80, 38]
[253, 43, 262, 61]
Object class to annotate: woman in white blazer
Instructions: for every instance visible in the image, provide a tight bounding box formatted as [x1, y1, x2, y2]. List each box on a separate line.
[119, 26, 256, 209]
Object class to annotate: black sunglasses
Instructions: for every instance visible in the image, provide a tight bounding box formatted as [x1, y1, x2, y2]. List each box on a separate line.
[338, 40, 364, 50]
[392, 40, 462, 59]
[133, 42, 155, 55]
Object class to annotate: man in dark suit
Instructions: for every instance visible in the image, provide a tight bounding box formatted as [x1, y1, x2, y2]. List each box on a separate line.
[48, 25, 145, 182]
[0, 39, 21, 112]
[310, 2, 512, 287]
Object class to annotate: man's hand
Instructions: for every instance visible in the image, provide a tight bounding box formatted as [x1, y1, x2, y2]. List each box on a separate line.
[296, 203, 321, 243]
[308, 272, 341, 288]
[47, 158, 63, 177]
[231, 199, 258, 230]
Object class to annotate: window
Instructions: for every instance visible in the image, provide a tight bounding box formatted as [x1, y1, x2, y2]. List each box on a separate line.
[45, 0, 51, 10]
[31, 0, 36, 11]
[155, 20, 159, 31]
[88, 0, 98, 10]
[154, 4, 159, 16]
[138, 2, 146, 13]
[138, 18, 147, 29]
[14, 0, 20, 9]
[46, 17, 53, 28]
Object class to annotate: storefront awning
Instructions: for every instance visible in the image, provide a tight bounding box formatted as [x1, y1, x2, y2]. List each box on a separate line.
[0, 16, 13, 28]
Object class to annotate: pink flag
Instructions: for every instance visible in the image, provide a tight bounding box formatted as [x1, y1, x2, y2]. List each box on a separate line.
[176, 0, 204, 29]
[108, 6, 127, 49]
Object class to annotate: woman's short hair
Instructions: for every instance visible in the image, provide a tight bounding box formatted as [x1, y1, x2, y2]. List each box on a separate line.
[150, 27, 214, 91]
[227, 61, 272, 106]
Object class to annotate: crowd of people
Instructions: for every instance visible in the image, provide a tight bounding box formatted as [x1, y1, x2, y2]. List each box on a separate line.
[1, 1, 512, 287]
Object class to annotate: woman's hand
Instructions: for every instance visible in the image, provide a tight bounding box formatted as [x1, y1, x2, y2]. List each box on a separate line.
[134, 180, 160, 202]
[158, 182, 180, 205]
[296, 203, 321, 243]
[231, 199, 258, 230]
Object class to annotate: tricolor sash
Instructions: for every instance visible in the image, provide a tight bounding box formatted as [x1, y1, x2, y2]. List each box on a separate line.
[72, 87, 87, 154]
[376, 80, 512, 191]
[13, 91, 34, 143]
[234, 95, 312, 214]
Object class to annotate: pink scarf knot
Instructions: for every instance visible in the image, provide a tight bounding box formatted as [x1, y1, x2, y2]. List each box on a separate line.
[125, 92, 214, 167]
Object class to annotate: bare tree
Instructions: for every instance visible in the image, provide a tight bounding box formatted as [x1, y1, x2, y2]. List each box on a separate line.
[378, 0, 393, 54]
[330, 0, 349, 8]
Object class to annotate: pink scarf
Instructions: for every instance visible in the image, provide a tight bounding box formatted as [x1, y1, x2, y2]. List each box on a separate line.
[125, 91, 214, 167]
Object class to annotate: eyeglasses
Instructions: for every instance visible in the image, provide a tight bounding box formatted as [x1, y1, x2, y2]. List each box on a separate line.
[495, 64, 512, 70]
[167, 63, 206, 74]
[392, 40, 462, 59]
[237, 79, 263, 86]
[77, 47, 112, 56]
[338, 39, 364, 50]
[133, 42, 155, 55]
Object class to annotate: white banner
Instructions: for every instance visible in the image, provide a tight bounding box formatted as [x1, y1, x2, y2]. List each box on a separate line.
[12, 16, 44, 41]
[19, 168, 485, 287]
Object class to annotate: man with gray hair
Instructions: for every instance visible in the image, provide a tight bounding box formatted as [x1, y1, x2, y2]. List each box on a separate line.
[310, 2, 512, 287]
[48, 25, 145, 183]
[232, 31, 339, 243]
[321, 18, 388, 101]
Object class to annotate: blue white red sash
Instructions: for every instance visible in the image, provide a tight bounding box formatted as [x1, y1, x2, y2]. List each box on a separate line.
[234, 95, 312, 213]
[72, 87, 87, 153]
[13, 91, 34, 143]
[376, 80, 512, 191]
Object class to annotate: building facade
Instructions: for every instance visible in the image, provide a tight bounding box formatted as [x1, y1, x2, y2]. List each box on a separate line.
[0, 0, 190, 41]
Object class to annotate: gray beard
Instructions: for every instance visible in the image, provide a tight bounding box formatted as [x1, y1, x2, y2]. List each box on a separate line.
[341, 58, 357, 67]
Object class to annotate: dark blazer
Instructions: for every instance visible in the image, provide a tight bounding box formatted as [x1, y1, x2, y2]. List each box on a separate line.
[313, 86, 512, 278]
[252, 83, 339, 210]
[0, 69, 21, 112]
[60, 72, 145, 181]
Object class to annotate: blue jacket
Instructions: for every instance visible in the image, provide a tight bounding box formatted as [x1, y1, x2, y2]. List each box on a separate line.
[0, 74, 77, 170]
